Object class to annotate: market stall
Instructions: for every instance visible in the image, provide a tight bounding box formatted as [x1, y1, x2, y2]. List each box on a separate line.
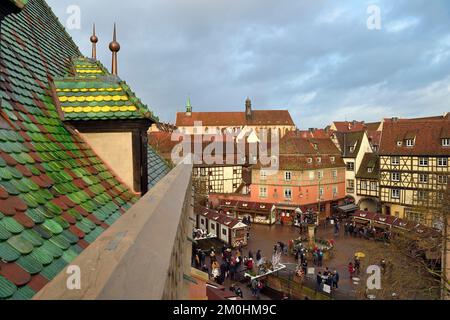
[195, 206, 249, 248]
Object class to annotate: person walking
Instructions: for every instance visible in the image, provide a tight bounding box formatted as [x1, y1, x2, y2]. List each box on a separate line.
[246, 257, 254, 271]
[302, 259, 308, 275]
[256, 280, 264, 300]
[354, 256, 361, 275]
[256, 250, 262, 262]
[316, 272, 323, 292]
[332, 270, 339, 289]
[348, 262, 355, 278]
[318, 250, 323, 267]
[251, 278, 258, 297]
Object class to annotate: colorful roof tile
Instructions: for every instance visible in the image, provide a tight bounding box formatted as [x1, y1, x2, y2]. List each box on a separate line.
[147, 145, 171, 189]
[53, 57, 157, 121]
[0, 0, 139, 299]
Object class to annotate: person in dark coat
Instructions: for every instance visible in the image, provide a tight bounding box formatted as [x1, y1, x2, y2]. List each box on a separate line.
[256, 250, 262, 262]
[316, 272, 323, 292]
[332, 270, 340, 289]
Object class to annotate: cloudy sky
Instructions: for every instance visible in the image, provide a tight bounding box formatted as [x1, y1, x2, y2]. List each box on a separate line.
[46, 0, 450, 128]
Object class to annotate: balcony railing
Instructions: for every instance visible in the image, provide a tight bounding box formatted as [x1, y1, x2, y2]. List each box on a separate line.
[34, 161, 193, 300]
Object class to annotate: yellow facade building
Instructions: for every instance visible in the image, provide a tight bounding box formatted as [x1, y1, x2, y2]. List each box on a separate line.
[379, 116, 449, 226]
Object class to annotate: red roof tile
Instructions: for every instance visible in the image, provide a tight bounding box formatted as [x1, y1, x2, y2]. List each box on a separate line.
[379, 118, 450, 155]
[176, 110, 295, 127]
[0, 262, 31, 286]
[27, 274, 49, 293]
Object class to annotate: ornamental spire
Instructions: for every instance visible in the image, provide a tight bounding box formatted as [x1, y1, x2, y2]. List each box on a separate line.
[109, 23, 120, 75]
[90, 23, 98, 60]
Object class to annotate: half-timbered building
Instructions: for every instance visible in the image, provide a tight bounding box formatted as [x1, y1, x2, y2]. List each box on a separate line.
[356, 153, 380, 212]
[379, 115, 450, 226]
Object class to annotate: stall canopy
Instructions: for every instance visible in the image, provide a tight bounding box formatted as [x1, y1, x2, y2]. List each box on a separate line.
[351, 211, 440, 238]
[338, 203, 359, 213]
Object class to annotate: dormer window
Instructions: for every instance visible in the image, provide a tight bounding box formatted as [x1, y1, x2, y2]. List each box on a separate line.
[442, 138, 450, 147]
[368, 167, 373, 173]
[285, 171, 292, 181]
[307, 158, 312, 164]
[349, 146, 355, 153]
[397, 141, 402, 147]
[330, 156, 335, 163]
[317, 157, 321, 163]
[405, 139, 414, 147]
[313, 143, 318, 150]
[260, 170, 267, 180]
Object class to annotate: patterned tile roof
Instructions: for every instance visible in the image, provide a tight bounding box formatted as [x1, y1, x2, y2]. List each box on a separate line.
[356, 153, 379, 180]
[334, 131, 365, 158]
[176, 110, 295, 127]
[379, 117, 450, 156]
[147, 145, 171, 189]
[0, 0, 138, 299]
[54, 57, 157, 121]
[280, 135, 342, 156]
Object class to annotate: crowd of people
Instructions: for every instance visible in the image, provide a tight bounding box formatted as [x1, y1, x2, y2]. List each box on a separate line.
[192, 243, 271, 299]
[191, 212, 392, 300]
[344, 221, 392, 241]
[316, 268, 340, 292]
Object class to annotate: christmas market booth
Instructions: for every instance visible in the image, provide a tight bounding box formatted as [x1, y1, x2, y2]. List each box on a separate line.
[195, 206, 249, 248]
[217, 199, 275, 225]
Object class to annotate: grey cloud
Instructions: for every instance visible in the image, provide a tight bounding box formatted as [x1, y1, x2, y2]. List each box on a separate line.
[47, 0, 450, 127]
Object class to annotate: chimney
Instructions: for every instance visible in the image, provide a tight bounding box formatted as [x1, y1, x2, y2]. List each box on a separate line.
[245, 97, 252, 120]
[90, 23, 98, 60]
[109, 23, 120, 76]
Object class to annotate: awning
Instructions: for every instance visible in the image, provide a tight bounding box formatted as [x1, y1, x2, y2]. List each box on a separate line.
[338, 204, 359, 213]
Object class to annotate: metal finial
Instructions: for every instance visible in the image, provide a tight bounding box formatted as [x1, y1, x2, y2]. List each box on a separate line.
[90, 23, 98, 59]
[109, 23, 120, 75]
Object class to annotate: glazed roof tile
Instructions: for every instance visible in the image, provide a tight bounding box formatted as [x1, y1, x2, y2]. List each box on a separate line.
[53, 57, 157, 122]
[0, 0, 139, 299]
[147, 145, 171, 189]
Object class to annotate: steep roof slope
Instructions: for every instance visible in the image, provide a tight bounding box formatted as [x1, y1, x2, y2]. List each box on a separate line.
[0, 0, 137, 299]
[334, 131, 365, 158]
[147, 145, 171, 189]
[356, 153, 379, 179]
[54, 57, 157, 121]
[379, 118, 450, 156]
[176, 110, 295, 127]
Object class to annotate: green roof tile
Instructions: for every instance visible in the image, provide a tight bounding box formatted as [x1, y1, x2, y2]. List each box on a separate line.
[0, 242, 21, 262]
[16, 255, 43, 275]
[0, 0, 138, 300]
[0, 276, 17, 299]
[11, 286, 36, 300]
[7, 235, 34, 254]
